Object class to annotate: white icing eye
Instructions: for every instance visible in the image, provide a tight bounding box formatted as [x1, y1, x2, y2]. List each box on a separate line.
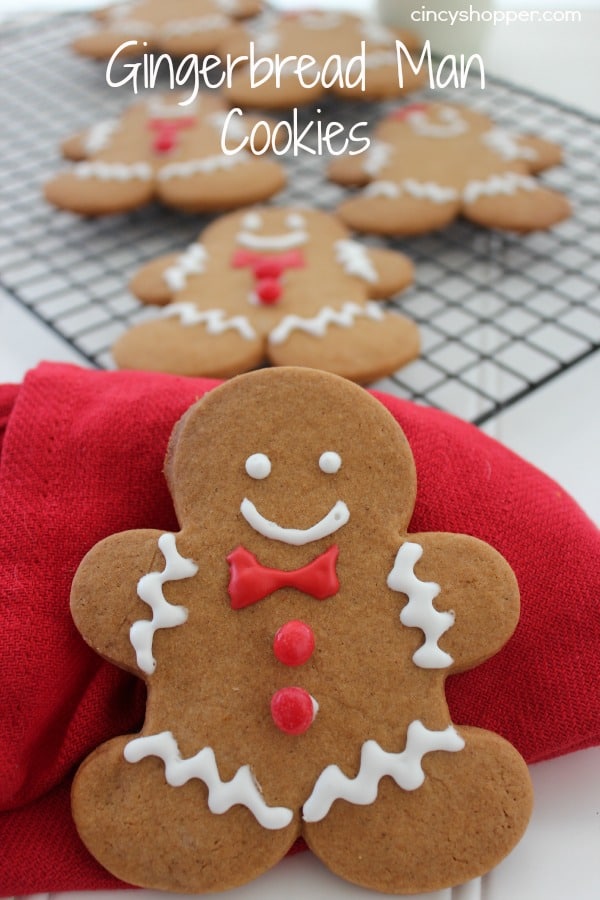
[242, 212, 262, 231]
[286, 213, 306, 229]
[245, 453, 271, 480]
[319, 452, 342, 474]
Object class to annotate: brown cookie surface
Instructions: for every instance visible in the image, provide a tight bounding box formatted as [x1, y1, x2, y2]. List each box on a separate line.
[114, 206, 419, 383]
[71, 367, 533, 894]
[44, 93, 285, 216]
[330, 102, 571, 235]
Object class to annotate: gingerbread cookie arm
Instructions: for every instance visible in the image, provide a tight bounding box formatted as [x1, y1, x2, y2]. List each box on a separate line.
[129, 242, 209, 305]
[71, 529, 182, 674]
[156, 156, 286, 213]
[360, 247, 415, 298]
[327, 153, 373, 188]
[389, 532, 520, 674]
[267, 308, 420, 384]
[338, 187, 461, 237]
[516, 134, 564, 173]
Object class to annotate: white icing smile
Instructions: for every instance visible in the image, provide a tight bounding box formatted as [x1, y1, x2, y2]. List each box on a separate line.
[240, 498, 350, 546]
[236, 212, 308, 251]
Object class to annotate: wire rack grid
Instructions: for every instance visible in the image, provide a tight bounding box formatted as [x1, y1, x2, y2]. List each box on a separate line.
[0, 12, 599, 425]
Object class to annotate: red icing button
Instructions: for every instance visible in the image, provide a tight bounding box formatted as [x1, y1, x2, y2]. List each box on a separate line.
[257, 278, 282, 304]
[273, 620, 315, 667]
[271, 687, 315, 735]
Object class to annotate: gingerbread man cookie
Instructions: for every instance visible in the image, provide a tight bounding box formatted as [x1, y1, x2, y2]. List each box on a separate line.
[70, 367, 533, 894]
[114, 206, 419, 382]
[44, 93, 285, 216]
[226, 10, 425, 108]
[73, 0, 262, 60]
[330, 102, 571, 235]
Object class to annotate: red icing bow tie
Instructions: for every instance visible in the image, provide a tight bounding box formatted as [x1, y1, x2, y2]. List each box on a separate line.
[227, 545, 339, 609]
[389, 103, 428, 121]
[232, 249, 305, 306]
[148, 117, 196, 154]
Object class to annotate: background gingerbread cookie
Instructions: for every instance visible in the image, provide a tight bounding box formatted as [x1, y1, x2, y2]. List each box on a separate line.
[225, 9, 425, 108]
[114, 206, 419, 382]
[73, 0, 262, 60]
[70, 367, 533, 894]
[44, 93, 285, 216]
[329, 102, 571, 235]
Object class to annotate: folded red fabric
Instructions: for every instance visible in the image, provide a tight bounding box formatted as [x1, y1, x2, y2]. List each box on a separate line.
[1, 362, 598, 895]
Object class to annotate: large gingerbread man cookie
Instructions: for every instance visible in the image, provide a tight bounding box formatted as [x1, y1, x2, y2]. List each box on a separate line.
[226, 9, 424, 108]
[330, 102, 571, 235]
[114, 206, 419, 382]
[44, 93, 285, 216]
[73, 0, 262, 60]
[70, 367, 533, 895]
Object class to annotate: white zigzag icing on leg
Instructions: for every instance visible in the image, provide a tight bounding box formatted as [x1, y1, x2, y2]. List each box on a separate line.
[268, 302, 384, 346]
[124, 731, 294, 830]
[387, 541, 454, 669]
[129, 533, 198, 675]
[303, 720, 465, 822]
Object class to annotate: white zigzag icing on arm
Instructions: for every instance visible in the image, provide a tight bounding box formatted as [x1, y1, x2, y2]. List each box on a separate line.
[163, 244, 207, 291]
[161, 303, 257, 340]
[74, 161, 152, 181]
[463, 172, 538, 205]
[387, 541, 454, 669]
[334, 240, 378, 284]
[124, 732, 294, 830]
[83, 119, 118, 155]
[364, 179, 458, 204]
[482, 127, 538, 162]
[158, 155, 248, 180]
[268, 302, 384, 346]
[303, 721, 464, 822]
[129, 533, 198, 675]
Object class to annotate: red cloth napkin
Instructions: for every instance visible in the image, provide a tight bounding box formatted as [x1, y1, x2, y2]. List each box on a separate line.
[0, 362, 598, 895]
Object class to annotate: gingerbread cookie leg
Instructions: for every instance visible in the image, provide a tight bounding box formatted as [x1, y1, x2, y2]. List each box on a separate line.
[337, 183, 462, 237]
[72, 736, 299, 893]
[112, 311, 265, 378]
[462, 174, 571, 233]
[303, 724, 532, 894]
[155, 157, 286, 213]
[267, 308, 420, 383]
[44, 159, 155, 216]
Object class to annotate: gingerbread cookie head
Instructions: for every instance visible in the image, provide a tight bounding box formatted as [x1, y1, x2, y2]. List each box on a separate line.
[330, 102, 571, 235]
[44, 93, 285, 216]
[226, 10, 425, 108]
[70, 367, 532, 895]
[73, 0, 262, 60]
[113, 205, 420, 382]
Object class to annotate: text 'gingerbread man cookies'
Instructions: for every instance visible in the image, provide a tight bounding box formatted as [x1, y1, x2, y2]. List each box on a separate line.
[73, 0, 262, 60]
[70, 367, 533, 895]
[114, 206, 419, 383]
[44, 93, 285, 216]
[330, 102, 571, 235]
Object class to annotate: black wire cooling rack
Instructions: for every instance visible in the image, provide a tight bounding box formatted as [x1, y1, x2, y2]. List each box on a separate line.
[1, 12, 599, 424]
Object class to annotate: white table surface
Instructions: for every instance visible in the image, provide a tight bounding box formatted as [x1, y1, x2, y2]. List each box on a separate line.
[1, 3, 599, 900]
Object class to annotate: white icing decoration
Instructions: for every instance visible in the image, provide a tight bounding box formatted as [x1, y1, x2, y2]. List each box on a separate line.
[216, 0, 238, 11]
[363, 179, 458, 204]
[254, 31, 278, 54]
[124, 732, 293, 830]
[236, 228, 308, 252]
[73, 161, 152, 181]
[363, 50, 397, 68]
[319, 452, 342, 475]
[240, 498, 350, 546]
[302, 721, 465, 822]
[163, 243, 207, 292]
[242, 211, 262, 230]
[361, 20, 395, 43]
[208, 111, 247, 143]
[482, 127, 538, 162]
[129, 533, 197, 675]
[84, 119, 118, 154]
[463, 172, 538, 205]
[334, 240, 378, 284]
[158, 155, 248, 180]
[268, 302, 385, 346]
[148, 98, 199, 118]
[245, 453, 271, 480]
[407, 107, 469, 139]
[387, 542, 454, 669]
[286, 212, 306, 229]
[163, 14, 229, 36]
[363, 140, 393, 176]
[161, 303, 257, 341]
